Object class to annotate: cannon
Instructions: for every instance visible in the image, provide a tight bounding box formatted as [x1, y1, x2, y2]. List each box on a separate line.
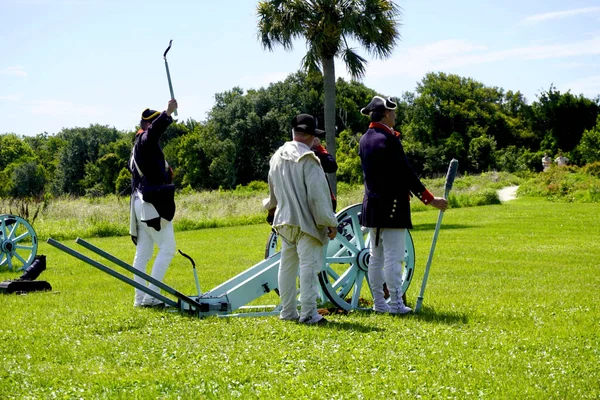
[0, 214, 39, 272]
[47, 159, 457, 314]
[47, 203, 416, 316]
[265, 204, 416, 310]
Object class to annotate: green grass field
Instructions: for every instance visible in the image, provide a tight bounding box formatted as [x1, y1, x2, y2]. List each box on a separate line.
[1, 198, 599, 399]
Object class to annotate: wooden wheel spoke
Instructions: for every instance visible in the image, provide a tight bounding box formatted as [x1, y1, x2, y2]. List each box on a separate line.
[7, 221, 19, 240]
[14, 232, 31, 243]
[324, 265, 340, 280]
[326, 255, 355, 264]
[13, 252, 27, 266]
[349, 271, 365, 308]
[349, 213, 365, 249]
[331, 264, 357, 291]
[335, 234, 359, 255]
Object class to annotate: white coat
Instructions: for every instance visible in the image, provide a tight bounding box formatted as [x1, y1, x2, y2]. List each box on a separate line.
[263, 141, 337, 244]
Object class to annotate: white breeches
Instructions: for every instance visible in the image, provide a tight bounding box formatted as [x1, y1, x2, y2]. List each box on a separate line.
[132, 195, 176, 303]
[368, 228, 406, 308]
[277, 225, 324, 321]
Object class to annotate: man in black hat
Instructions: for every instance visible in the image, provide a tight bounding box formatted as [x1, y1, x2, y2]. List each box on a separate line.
[263, 113, 338, 324]
[129, 98, 178, 307]
[359, 96, 447, 314]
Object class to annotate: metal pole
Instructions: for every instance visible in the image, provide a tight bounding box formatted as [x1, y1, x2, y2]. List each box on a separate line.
[47, 238, 179, 308]
[179, 250, 202, 296]
[415, 159, 458, 313]
[74, 238, 204, 310]
[163, 40, 177, 116]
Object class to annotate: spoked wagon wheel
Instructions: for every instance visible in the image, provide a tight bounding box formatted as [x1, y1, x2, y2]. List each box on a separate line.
[264, 228, 280, 258]
[0, 214, 38, 272]
[318, 204, 415, 311]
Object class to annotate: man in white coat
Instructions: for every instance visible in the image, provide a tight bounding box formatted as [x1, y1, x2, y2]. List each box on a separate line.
[264, 114, 338, 324]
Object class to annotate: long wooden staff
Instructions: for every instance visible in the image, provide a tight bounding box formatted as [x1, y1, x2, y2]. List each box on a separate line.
[163, 40, 177, 116]
[415, 158, 458, 312]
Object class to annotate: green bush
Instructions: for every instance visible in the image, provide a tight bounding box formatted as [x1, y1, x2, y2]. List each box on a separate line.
[449, 189, 501, 208]
[576, 116, 600, 164]
[115, 167, 131, 196]
[234, 180, 269, 193]
[86, 221, 128, 237]
[581, 161, 600, 178]
[519, 165, 600, 202]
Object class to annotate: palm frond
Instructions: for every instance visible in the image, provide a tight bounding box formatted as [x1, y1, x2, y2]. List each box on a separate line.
[342, 0, 401, 59]
[257, 0, 400, 72]
[301, 47, 323, 75]
[342, 47, 367, 79]
[257, 1, 310, 51]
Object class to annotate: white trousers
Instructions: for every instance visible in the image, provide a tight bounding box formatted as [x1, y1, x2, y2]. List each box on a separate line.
[368, 228, 406, 311]
[277, 225, 324, 321]
[132, 195, 176, 305]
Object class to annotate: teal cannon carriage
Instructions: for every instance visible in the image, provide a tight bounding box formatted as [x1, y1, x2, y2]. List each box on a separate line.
[48, 203, 416, 316]
[0, 214, 39, 272]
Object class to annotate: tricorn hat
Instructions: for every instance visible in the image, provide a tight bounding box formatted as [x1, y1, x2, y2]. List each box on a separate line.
[141, 108, 161, 123]
[360, 96, 397, 116]
[291, 114, 325, 138]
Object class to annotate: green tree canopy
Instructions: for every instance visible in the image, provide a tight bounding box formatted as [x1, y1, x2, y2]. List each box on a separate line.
[533, 85, 599, 154]
[53, 125, 125, 196]
[257, 0, 401, 195]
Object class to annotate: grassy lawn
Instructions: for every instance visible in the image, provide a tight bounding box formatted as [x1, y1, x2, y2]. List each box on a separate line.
[1, 198, 599, 398]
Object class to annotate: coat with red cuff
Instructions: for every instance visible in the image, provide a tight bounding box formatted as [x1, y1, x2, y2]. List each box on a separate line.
[358, 122, 433, 229]
[311, 144, 338, 211]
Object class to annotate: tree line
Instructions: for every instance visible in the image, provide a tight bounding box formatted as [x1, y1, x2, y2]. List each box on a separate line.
[1, 71, 599, 200]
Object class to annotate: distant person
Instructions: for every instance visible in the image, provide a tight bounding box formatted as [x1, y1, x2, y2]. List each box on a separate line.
[129, 99, 178, 308]
[555, 152, 569, 167]
[359, 96, 448, 314]
[311, 136, 338, 211]
[264, 113, 338, 325]
[542, 153, 552, 172]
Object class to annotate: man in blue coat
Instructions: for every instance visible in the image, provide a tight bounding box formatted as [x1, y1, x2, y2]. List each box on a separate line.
[359, 96, 447, 314]
[129, 99, 178, 307]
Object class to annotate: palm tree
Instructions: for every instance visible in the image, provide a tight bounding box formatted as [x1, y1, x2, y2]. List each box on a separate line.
[257, 0, 401, 196]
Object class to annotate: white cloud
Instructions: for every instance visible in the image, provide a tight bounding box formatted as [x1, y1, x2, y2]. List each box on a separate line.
[28, 99, 108, 117]
[0, 93, 25, 101]
[366, 36, 600, 79]
[559, 75, 600, 97]
[0, 66, 27, 77]
[367, 39, 488, 78]
[554, 61, 600, 69]
[7, 0, 90, 4]
[521, 6, 600, 25]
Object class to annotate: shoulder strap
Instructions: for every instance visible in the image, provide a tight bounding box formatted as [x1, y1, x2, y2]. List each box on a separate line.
[129, 138, 170, 180]
[129, 140, 145, 178]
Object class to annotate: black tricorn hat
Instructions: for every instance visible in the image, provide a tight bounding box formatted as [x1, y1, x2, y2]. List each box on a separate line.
[360, 96, 397, 116]
[291, 114, 325, 138]
[141, 108, 161, 123]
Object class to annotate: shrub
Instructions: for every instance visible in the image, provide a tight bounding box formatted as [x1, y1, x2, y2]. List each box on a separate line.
[234, 181, 268, 194]
[576, 116, 600, 164]
[115, 168, 131, 196]
[519, 166, 600, 202]
[581, 161, 600, 178]
[450, 189, 501, 208]
[468, 135, 497, 172]
[84, 184, 104, 199]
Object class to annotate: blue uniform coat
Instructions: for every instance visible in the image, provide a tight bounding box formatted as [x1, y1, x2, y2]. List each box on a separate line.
[359, 123, 431, 229]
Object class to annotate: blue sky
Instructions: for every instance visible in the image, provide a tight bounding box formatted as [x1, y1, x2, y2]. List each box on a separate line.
[1, 0, 599, 136]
